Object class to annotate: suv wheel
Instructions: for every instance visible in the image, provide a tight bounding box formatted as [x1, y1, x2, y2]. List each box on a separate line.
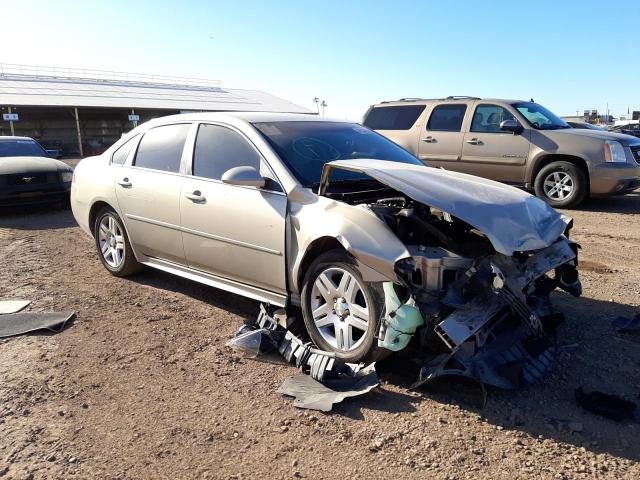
[534, 161, 587, 208]
[94, 207, 143, 276]
[300, 249, 387, 363]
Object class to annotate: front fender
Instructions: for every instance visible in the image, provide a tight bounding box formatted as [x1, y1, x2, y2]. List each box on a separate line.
[288, 196, 410, 293]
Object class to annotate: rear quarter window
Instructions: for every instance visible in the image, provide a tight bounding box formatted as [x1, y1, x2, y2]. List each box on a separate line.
[363, 105, 425, 130]
[111, 135, 138, 165]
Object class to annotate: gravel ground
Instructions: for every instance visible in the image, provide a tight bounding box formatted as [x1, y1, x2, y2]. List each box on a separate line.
[1, 194, 639, 479]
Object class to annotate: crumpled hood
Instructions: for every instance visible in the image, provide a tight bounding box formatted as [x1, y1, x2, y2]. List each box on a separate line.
[0, 156, 72, 175]
[320, 159, 569, 256]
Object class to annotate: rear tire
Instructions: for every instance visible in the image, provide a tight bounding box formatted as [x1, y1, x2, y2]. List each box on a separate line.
[300, 249, 387, 363]
[534, 161, 587, 208]
[93, 207, 143, 277]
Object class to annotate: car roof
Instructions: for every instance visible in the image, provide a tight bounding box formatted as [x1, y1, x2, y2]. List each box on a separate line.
[144, 111, 344, 125]
[374, 97, 526, 107]
[0, 136, 35, 141]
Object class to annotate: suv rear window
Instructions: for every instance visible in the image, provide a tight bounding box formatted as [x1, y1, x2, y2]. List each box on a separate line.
[363, 105, 425, 130]
[427, 104, 467, 132]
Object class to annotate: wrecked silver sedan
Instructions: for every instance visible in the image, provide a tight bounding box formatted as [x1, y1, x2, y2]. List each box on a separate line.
[71, 113, 581, 388]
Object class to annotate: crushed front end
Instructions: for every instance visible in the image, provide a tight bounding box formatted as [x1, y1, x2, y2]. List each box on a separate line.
[370, 202, 581, 390]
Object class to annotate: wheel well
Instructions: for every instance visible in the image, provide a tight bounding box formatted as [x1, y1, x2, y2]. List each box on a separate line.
[88, 201, 112, 237]
[531, 155, 590, 189]
[296, 237, 347, 291]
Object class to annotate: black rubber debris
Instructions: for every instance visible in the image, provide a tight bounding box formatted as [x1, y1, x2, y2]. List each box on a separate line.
[0, 311, 75, 338]
[575, 387, 640, 423]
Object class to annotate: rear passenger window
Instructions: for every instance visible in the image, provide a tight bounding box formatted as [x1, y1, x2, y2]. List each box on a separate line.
[134, 124, 190, 173]
[471, 105, 517, 133]
[111, 135, 138, 165]
[427, 104, 467, 132]
[363, 105, 425, 130]
[192, 124, 261, 180]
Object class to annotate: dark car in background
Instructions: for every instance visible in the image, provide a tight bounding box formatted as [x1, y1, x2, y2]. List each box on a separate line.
[0, 136, 74, 208]
[566, 121, 606, 130]
[611, 123, 640, 138]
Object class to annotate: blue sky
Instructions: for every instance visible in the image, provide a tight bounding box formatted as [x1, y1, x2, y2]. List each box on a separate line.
[4, 0, 638, 119]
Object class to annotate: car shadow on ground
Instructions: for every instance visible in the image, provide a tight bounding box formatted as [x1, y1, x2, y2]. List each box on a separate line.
[574, 192, 640, 214]
[128, 268, 260, 320]
[0, 206, 76, 230]
[345, 292, 640, 462]
[125, 264, 640, 462]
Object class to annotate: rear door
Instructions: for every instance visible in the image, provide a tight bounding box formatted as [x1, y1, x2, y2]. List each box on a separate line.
[114, 123, 193, 265]
[362, 104, 426, 154]
[417, 103, 468, 168]
[459, 103, 530, 182]
[179, 122, 287, 293]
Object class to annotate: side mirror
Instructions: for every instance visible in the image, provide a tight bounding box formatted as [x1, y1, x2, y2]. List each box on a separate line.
[500, 119, 524, 134]
[221, 165, 265, 188]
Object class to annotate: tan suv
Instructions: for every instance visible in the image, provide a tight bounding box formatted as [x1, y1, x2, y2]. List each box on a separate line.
[363, 97, 640, 208]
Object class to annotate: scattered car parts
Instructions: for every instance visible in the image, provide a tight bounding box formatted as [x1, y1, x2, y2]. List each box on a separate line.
[227, 305, 379, 411]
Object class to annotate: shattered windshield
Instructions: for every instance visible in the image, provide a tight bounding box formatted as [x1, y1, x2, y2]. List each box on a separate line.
[253, 121, 422, 188]
[513, 102, 570, 130]
[0, 139, 49, 157]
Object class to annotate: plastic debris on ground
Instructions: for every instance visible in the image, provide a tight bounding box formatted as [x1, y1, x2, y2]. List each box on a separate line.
[0, 311, 75, 338]
[226, 305, 379, 411]
[0, 299, 31, 315]
[277, 364, 379, 412]
[575, 387, 640, 423]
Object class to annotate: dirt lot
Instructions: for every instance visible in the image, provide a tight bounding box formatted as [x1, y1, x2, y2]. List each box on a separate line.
[1, 194, 639, 480]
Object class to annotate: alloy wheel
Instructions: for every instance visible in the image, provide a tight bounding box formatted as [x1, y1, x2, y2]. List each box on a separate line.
[98, 214, 125, 269]
[310, 267, 370, 351]
[543, 171, 574, 201]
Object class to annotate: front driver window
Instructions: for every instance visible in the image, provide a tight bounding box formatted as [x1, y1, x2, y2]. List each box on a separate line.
[471, 105, 517, 133]
[193, 124, 281, 191]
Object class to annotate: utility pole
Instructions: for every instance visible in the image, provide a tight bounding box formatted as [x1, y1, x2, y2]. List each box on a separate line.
[74, 107, 84, 158]
[7, 106, 15, 136]
[320, 100, 327, 116]
[312, 97, 320, 114]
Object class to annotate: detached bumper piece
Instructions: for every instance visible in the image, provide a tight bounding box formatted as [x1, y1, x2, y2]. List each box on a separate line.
[226, 305, 378, 412]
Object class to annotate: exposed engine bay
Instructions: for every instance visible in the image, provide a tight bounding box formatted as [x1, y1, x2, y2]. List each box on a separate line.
[349, 192, 581, 389]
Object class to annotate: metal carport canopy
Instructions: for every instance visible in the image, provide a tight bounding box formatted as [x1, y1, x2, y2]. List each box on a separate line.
[0, 76, 311, 113]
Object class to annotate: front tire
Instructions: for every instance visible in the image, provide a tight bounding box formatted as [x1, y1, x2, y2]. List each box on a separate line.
[93, 207, 142, 277]
[300, 249, 386, 363]
[534, 161, 587, 208]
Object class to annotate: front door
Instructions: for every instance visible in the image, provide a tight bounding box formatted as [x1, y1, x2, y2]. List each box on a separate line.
[114, 123, 192, 264]
[179, 123, 287, 294]
[459, 103, 530, 182]
[417, 103, 468, 168]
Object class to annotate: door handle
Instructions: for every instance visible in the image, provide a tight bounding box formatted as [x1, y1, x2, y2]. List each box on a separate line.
[184, 190, 206, 203]
[117, 178, 132, 188]
[421, 136, 436, 143]
[466, 138, 483, 145]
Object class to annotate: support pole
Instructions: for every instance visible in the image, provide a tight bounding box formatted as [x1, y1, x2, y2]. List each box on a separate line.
[74, 107, 83, 157]
[131, 108, 138, 128]
[8, 106, 15, 136]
